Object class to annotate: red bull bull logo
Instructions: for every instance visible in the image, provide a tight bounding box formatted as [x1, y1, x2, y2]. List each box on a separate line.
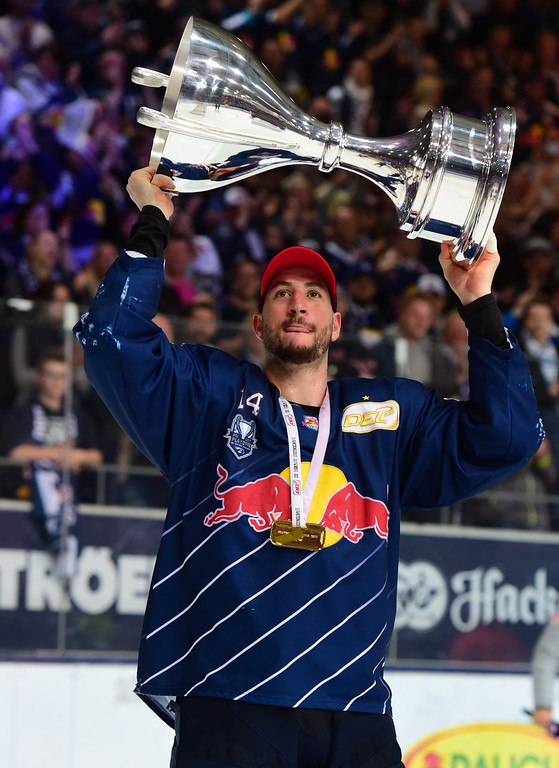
[318, 482, 389, 542]
[204, 464, 291, 531]
[204, 464, 390, 546]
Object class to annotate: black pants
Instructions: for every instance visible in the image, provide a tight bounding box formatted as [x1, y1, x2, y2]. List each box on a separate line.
[170, 696, 405, 768]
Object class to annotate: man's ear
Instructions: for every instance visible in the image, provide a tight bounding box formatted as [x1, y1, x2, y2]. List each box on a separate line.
[331, 311, 342, 342]
[253, 313, 263, 341]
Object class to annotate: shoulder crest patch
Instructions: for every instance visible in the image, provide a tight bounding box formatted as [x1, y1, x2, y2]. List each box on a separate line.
[225, 414, 257, 459]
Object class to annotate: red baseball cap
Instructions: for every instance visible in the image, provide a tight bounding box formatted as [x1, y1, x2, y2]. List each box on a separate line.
[259, 246, 337, 311]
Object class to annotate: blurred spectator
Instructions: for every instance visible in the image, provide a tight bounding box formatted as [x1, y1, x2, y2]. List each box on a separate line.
[9, 279, 70, 394]
[287, 0, 343, 100]
[1, 198, 53, 267]
[513, 124, 559, 231]
[416, 271, 451, 337]
[376, 237, 429, 322]
[501, 236, 559, 333]
[371, 292, 461, 397]
[342, 261, 384, 337]
[277, 170, 324, 248]
[0, 0, 54, 74]
[313, 168, 363, 219]
[220, 258, 262, 356]
[13, 42, 82, 117]
[374, 13, 430, 133]
[52, 0, 117, 91]
[327, 56, 376, 136]
[484, 23, 518, 104]
[0, 346, 103, 576]
[424, 0, 471, 51]
[441, 308, 469, 399]
[328, 331, 379, 380]
[322, 203, 372, 284]
[532, 209, 559, 255]
[0, 44, 27, 140]
[169, 207, 223, 298]
[209, 186, 266, 272]
[409, 62, 445, 126]
[458, 63, 501, 119]
[256, 34, 304, 102]
[157, 235, 199, 315]
[518, 298, 559, 469]
[4, 229, 72, 298]
[531, 603, 559, 735]
[221, 258, 262, 326]
[72, 239, 118, 307]
[327, 284, 377, 379]
[1, 111, 40, 161]
[535, 30, 559, 111]
[181, 301, 220, 347]
[86, 46, 137, 124]
[219, 0, 305, 37]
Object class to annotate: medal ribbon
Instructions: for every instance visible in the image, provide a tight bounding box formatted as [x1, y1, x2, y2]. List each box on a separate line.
[278, 389, 331, 528]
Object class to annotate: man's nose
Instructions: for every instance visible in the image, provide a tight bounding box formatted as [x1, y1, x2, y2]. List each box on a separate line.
[289, 300, 307, 315]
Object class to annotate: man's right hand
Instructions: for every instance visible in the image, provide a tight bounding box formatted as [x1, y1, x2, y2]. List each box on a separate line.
[533, 706, 553, 729]
[126, 165, 176, 220]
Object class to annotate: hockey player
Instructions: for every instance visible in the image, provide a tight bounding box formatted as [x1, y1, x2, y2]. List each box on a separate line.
[531, 604, 559, 737]
[74, 165, 543, 768]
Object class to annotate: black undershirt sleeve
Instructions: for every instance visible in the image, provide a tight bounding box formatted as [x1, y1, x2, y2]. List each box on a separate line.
[126, 205, 170, 259]
[457, 293, 509, 350]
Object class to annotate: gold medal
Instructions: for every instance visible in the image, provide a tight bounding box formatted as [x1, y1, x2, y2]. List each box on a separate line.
[270, 519, 325, 550]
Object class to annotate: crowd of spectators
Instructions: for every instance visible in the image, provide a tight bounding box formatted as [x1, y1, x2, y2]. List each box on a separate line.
[2, 0, 559, 528]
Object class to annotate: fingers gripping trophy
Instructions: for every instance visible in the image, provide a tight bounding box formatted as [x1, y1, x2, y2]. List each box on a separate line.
[131, 16, 516, 264]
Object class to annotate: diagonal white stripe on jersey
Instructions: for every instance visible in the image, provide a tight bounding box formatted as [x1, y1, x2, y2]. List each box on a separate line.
[161, 490, 216, 537]
[141, 550, 319, 687]
[154, 522, 228, 587]
[184, 541, 385, 697]
[147, 539, 270, 638]
[342, 656, 385, 711]
[294, 622, 387, 707]
[236, 577, 388, 702]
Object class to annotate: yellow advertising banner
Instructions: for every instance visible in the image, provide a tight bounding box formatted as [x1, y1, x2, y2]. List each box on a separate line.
[404, 722, 559, 768]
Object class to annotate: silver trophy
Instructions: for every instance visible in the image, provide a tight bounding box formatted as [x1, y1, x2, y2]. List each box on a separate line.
[132, 16, 516, 263]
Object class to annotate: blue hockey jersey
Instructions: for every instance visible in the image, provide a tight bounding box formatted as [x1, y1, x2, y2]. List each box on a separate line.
[74, 251, 543, 726]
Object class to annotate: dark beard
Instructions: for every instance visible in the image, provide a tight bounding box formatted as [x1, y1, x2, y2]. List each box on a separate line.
[261, 317, 332, 365]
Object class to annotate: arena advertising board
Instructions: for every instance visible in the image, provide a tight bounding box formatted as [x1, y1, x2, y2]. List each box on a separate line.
[0, 504, 558, 660]
[0, 502, 161, 653]
[403, 722, 559, 768]
[394, 524, 559, 665]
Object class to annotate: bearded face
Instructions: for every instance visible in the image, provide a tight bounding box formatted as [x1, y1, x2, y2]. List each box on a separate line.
[260, 315, 334, 366]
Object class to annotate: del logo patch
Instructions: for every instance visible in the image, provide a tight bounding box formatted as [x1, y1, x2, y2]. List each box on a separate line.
[225, 414, 257, 459]
[342, 400, 400, 433]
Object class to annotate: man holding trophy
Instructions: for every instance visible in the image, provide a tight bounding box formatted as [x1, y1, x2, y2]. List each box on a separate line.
[74, 163, 542, 767]
[74, 16, 543, 768]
